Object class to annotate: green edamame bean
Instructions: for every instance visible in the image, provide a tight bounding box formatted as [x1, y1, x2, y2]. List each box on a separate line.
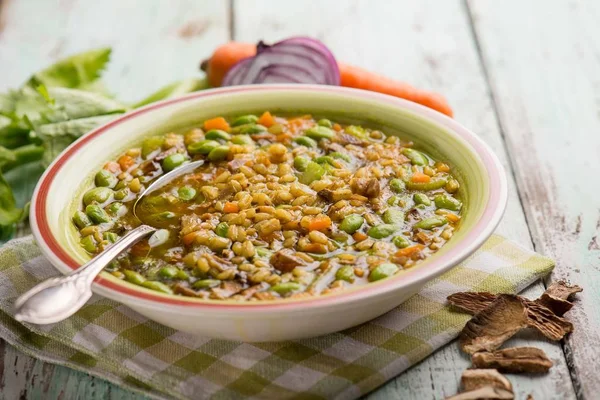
[83, 187, 113, 205]
[204, 129, 231, 141]
[148, 211, 177, 225]
[85, 204, 110, 223]
[141, 136, 164, 159]
[158, 266, 178, 278]
[336, 265, 355, 282]
[405, 179, 447, 191]
[73, 210, 91, 229]
[392, 235, 410, 248]
[106, 202, 127, 217]
[369, 263, 399, 282]
[414, 216, 448, 230]
[340, 214, 364, 234]
[123, 270, 146, 285]
[434, 195, 462, 211]
[270, 282, 302, 294]
[367, 224, 398, 239]
[317, 119, 333, 128]
[231, 134, 254, 145]
[413, 193, 432, 206]
[345, 125, 368, 139]
[329, 152, 351, 162]
[114, 180, 128, 190]
[294, 136, 318, 148]
[256, 247, 272, 258]
[178, 186, 197, 201]
[176, 269, 189, 280]
[238, 124, 267, 134]
[103, 232, 119, 243]
[305, 126, 335, 140]
[445, 179, 460, 193]
[162, 153, 187, 172]
[299, 162, 325, 185]
[232, 115, 258, 127]
[94, 170, 118, 188]
[142, 280, 173, 294]
[188, 140, 219, 155]
[215, 222, 229, 237]
[114, 188, 129, 201]
[314, 156, 336, 166]
[401, 148, 428, 165]
[80, 235, 97, 253]
[382, 209, 405, 224]
[387, 196, 400, 206]
[207, 145, 230, 161]
[193, 279, 221, 289]
[294, 156, 310, 172]
[389, 178, 406, 193]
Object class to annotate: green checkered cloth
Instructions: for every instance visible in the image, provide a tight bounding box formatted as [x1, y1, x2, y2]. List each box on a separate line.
[0, 235, 553, 400]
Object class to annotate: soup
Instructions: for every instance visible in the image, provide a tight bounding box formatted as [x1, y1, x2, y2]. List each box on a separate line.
[73, 112, 462, 300]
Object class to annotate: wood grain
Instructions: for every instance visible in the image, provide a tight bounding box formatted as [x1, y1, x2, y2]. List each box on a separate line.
[233, 0, 575, 399]
[0, 0, 229, 399]
[0, 0, 588, 399]
[467, 0, 600, 397]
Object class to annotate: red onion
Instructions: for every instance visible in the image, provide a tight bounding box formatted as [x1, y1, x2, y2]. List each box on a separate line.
[222, 37, 340, 86]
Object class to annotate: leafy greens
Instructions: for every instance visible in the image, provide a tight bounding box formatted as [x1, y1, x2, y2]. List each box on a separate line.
[0, 48, 208, 240]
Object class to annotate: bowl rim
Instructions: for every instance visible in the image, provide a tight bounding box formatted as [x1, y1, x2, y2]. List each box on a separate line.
[30, 84, 507, 312]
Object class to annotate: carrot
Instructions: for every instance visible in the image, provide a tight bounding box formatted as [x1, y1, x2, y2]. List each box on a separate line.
[104, 161, 121, 173]
[411, 172, 431, 183]
[332, 123, 342, 132]
[395, 244, 425, 258]
[353, 232, 368, 242]
[308, 215, 332, 231]
[338, 64, 453, 117]
[223, 202, 239, 213]
[201, 42, 453, 117]
[117, 155, 135, 171]
[201, 42, 256, 87]
[204, 116, 230, 132]
[182, 231, 200, 246]
[443, 212, 461, 223]
[258, 111, 275, 127]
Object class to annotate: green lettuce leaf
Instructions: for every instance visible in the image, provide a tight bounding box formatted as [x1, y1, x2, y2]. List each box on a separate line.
[25, 48, 112, 91]
[0, 171, 27, 239]
[36, 114, 120, 166]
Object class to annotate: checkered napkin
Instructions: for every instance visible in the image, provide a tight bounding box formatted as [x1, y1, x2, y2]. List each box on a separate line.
[0, 235, 553, 400]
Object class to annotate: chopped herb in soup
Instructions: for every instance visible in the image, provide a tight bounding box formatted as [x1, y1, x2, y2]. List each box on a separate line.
[74, 112, 462, 300]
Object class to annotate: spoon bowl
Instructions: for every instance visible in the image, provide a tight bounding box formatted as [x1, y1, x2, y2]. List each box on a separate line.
[14, 160, 204, 324]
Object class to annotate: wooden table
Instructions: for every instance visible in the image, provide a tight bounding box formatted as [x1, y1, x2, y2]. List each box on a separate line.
[0, 0, 598, 398]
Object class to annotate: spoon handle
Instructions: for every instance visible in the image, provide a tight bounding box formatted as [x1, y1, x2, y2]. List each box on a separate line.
[14, 224, 156, 324]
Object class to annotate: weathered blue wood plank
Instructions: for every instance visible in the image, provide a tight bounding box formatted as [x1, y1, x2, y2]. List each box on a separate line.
[233, 0, 575, 399]
[0, 0, 228, 399]
[467, 0, 600, 397]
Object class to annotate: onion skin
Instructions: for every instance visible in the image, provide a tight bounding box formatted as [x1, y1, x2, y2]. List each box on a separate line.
[201, 42, 255, 87]
[222, 37, 339, 87]
[201, 41, 453, 117]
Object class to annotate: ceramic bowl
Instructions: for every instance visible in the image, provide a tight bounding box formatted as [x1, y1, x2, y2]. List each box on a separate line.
[30, 85, 507, 341]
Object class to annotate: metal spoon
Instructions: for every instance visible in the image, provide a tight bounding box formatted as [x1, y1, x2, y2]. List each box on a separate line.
[14, 160, 204, 325]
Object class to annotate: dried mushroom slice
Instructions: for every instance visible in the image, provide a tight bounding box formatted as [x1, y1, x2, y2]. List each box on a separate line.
[445, 369, 514, 400]
[447, 292, 498, 314]
[459, 295, 528, 354]
[471, 347, 553, 373]
[536, 280, 582, 316]
[525, 300, 573, 341]
[461, 369, 513, 392]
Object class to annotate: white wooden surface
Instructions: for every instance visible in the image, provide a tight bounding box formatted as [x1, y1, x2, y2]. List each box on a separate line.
[468, 1, 600, 397]
[0, 0, 593, 399]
